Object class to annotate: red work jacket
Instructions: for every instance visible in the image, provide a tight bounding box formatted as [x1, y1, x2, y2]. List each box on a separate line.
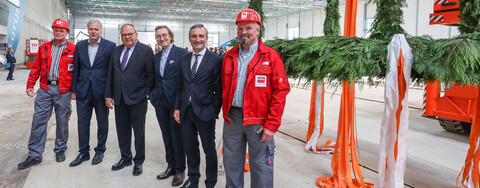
[27, 40, 76, 93]
[222, 39, 290, 133]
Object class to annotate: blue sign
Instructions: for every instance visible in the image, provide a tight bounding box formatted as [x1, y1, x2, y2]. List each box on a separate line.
[7, 0, 25, 55]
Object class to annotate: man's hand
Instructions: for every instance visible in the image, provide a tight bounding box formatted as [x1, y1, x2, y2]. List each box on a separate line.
[105, 98, 114, 109]
[173, 110, 181, 124]
[257, 126, 275, 142]
[71, 92, 76, 100]
[26, 88, 34, 97]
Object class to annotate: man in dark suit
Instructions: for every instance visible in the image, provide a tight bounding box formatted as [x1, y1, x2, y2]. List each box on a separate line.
[174, 24, 222, 188]
[105, 23, 154, 176]
[150, 25, 189, 186]
[70, 20, 116, 167]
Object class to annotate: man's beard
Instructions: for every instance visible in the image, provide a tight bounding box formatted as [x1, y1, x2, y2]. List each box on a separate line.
[240, 36, 249, 44]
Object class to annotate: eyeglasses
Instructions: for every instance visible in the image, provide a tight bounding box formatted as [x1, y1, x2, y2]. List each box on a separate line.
[121, 33, 135, 38]
[155, 34, 169, 39]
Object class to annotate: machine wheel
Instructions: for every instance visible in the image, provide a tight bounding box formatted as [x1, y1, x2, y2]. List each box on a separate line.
[438, 118, 471, 134]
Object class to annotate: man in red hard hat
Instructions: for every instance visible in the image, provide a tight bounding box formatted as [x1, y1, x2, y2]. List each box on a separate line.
[18, 18, 76, 170]
[222, 8, 290, 187]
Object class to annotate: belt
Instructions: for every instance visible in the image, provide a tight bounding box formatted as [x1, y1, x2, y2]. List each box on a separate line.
[231, 106, 243, 111]
[47, 80, 58, 86]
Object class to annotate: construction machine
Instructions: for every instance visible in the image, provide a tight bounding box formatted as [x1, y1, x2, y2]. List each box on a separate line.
[425, 0, 475, 133]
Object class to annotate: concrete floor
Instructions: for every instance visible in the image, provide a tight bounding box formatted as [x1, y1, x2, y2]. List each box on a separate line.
[0, 69, 470, 188]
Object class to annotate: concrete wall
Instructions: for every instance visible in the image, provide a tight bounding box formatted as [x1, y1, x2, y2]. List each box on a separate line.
[15, 0, 66, 65]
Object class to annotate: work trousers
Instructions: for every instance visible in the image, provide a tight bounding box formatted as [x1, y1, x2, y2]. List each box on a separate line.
[28, 85, 71, 160]
[76, 86, 109, 155]
[223, 107, 275, 188]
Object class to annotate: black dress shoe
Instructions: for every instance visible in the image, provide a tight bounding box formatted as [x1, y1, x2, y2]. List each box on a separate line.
[56, 151, 66, 162]
[180, 180, 198, 188]
[172, 172, 185, 187]
[18, 157, 42, 170]
[91, 153, 104, 165]
[157, 167, 175, 179]
[69, 153, 90, 167]
[132, 164, 143, 176]
[111, 159, 132, 171]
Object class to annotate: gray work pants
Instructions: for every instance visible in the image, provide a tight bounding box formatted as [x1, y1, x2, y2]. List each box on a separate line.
[27, 85, 71, 160]
[223, 108, 275, 188]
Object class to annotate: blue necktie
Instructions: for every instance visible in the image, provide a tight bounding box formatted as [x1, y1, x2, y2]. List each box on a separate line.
[121, 48, 130, 71]
[160, 50, 166, 77]
[191, 54, 200, 79]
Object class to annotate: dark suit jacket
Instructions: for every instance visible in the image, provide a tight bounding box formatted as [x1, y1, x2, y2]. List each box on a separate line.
[105, 41, 154, 105]
[6, 53, 16, 64]
[175, 50, 222, 122]
[150, 44, 188, 107]
[72, 38, 116, 100]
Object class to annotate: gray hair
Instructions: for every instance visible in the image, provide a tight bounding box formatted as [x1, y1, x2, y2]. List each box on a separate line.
[189, 24, 208, 36]
[87, 19, 103, 30]
[120, 23, 137, 33]
[254, 23, 260, 31]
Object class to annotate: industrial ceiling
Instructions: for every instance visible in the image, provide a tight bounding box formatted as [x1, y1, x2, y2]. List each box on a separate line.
[65, 0, 330, 24]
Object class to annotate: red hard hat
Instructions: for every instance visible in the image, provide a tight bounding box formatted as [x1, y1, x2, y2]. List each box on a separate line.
[235, 8, 261, 29]
[52, 18, 69, 32]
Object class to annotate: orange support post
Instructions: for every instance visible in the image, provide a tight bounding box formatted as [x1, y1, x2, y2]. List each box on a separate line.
[423, 81, 440, 117]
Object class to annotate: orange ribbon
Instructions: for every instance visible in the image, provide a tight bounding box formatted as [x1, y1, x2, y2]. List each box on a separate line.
[458, 87, 480, 188]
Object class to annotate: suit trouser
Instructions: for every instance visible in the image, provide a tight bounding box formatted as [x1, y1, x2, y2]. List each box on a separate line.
[28, 85, 71, 160]
[114, 97, 147, 165]
[154, 93, 185, 174]
[6, 63, 14, 80]
[181, 106, 217, 187]
[76, 86, 109, 155]
[223, 108, 275, 188]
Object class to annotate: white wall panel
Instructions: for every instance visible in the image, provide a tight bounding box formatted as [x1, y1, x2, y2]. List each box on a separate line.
[16, 0, 66, 65]
[312, 8, 324, 36]
[300, 10, 313, 38]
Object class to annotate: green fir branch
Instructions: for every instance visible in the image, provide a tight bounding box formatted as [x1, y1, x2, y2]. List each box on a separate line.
[323, 0, 340, 36]
[459, 0, 480, 34]
[368, 0, 407, 40]
[265, 34, 480, 86]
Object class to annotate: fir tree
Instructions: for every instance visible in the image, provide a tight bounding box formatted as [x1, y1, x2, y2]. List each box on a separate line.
[368, 0, 407, 40]
[459, 0, 480, 34]
[323, 0, 340, 36]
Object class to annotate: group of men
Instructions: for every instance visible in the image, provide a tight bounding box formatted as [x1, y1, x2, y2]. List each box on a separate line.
[17, 8, 290, 188]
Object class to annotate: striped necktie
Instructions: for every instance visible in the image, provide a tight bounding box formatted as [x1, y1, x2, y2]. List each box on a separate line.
[191, 54, 200, 78]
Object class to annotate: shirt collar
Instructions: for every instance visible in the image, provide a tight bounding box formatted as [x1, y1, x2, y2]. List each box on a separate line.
[162, 44, 173, 56]
[88, 37, 101, 45]
[54, 40, 68, 48]
[162, 44, 173, 53]
[123, 41, 137, 51]
[194, 48, 207, 56]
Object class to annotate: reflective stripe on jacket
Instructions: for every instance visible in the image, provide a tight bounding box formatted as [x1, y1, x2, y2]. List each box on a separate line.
[222, 39, 290, 133]
[27, 40, 76, 93]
